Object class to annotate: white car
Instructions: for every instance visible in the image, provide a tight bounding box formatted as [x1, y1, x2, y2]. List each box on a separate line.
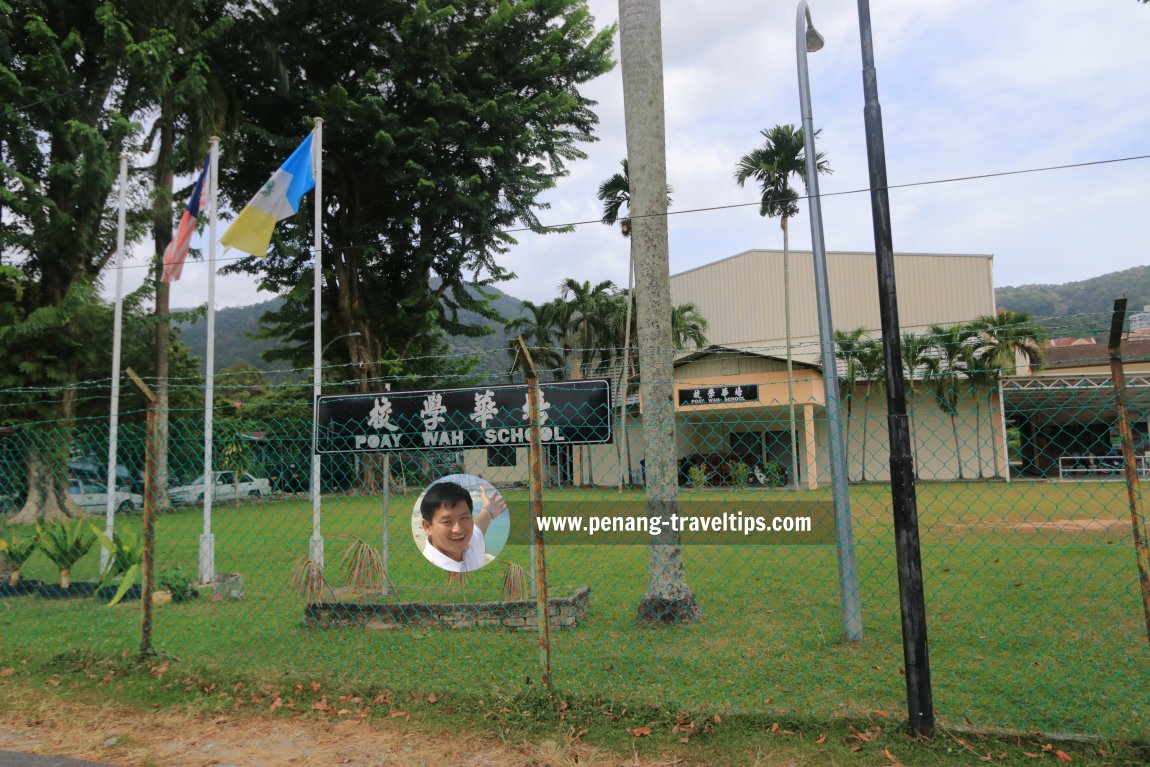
[168, 471, 271, 505]
[68, 478, 143, 515]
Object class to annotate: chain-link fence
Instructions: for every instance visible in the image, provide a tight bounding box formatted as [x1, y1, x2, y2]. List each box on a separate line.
[2, 337, 1148, 738]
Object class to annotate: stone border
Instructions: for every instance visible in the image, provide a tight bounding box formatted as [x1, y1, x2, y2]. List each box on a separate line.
[304, 586, 589, 630]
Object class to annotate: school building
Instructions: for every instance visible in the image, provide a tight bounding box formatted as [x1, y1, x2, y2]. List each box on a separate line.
[464, 248, 1002, 487]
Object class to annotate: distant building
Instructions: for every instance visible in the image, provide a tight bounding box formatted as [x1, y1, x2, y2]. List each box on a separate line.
[1130, 305, 1150, 336]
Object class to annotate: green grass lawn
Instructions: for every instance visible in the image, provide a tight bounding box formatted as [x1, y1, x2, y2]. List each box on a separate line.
[2, 479, 1148, 739]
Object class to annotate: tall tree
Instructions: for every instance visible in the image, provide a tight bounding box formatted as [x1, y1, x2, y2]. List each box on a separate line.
[560, 278, 617, 485]
[222, 0, 615, 392]
[924, 323, 976, 480]
[855, 336, 886, 482]
[0, 0, 161, 521]
[144, 1, 245, 513]
[671, 302, 708, 350]
[619, 0, 699, 624]
[734, 124, 831, 490]
[598, 158, 670, 491]
[899, 331, 932, 477]
[968, 311, 1046, 477]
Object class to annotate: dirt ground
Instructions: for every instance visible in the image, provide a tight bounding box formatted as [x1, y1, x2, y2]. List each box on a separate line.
[0, 693, 628, 767]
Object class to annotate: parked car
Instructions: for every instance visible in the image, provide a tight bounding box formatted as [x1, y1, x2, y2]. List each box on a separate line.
[68, 477, 143, 515]
[168, 471, 271, 505]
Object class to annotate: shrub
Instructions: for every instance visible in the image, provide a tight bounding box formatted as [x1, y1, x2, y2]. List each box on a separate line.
[728, 461, 750, 488]
[157, 568, 199, 603]
[1, 531, 39, 586]
[687, 464, 708, 490]
[36, 520, 96, 588]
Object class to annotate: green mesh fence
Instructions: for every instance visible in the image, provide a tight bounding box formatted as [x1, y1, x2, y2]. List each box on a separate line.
[2, 334, 1149, 739]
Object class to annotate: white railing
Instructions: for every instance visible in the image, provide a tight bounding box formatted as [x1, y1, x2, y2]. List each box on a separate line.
[1057, 454, 1150, 480]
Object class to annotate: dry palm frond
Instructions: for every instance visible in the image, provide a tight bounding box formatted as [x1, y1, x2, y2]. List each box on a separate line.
[290, 557, 327, 602]
[340, 536, 385, 592]
[502, 562, 528, 601]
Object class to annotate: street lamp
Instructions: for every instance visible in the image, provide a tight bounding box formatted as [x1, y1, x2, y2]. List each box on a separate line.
[796, 1, 862, 644]
[309, 330, 363, 568]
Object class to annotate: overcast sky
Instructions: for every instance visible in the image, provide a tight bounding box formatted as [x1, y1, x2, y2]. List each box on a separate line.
[120, 0, 1150, 312]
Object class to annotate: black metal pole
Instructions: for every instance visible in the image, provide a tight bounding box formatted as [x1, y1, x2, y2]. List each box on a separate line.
[855, 0, 934, 738]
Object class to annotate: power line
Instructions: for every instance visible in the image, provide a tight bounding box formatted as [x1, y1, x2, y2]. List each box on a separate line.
[79, 150, 1150, 277]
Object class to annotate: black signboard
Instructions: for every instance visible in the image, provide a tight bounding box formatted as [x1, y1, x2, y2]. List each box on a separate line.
[677, 384, 759, 406]
[316, 379, 612, 454]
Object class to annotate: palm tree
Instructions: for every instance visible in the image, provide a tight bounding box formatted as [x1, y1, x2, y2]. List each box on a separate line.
[834, 327, 868, 480]
[924, 323, 977, 480]
[671, 303, 709, 350]
[506, 300, 563, 381]
[968, 311, 1047, 477]
[598, 159, 671, 492]
[735, 124, 831, 490]
[900, 331, 933, 477]
[560, 278, 618, 485]
[618, 0, 699, 624]
[855, 337, 887, 482]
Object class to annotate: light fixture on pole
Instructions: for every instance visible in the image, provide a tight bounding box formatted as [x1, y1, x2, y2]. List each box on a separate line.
[309, 330, 363, 569]
[796, 1, 862, 643]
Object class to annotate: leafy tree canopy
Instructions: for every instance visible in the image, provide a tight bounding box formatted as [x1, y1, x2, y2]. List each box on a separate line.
[219, 0, 616, 390]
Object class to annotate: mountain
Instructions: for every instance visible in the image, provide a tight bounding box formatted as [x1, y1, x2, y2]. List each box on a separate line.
[994, 265, 1150, 338]
[176, 284, 525, 380]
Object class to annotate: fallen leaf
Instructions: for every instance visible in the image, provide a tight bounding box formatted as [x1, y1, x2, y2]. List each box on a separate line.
[770, 722, 780, 733]
[1055, 750, 1072, 763]
[628, 726, 651, 737]
[679, 737, 690, 744]
[0, 669, 15, 678]
[269, 697, 282, 712]
[310, 681, 322, 692]
[336, 708, 350, 716]
[815, 735, 827, 744]
[850, 745, 863, 752]
[389, 710, 407, 718]
[884, 747, 907, 766]
[713, 714, 721, 724]
[427, 693, 439, 704]
[873, 710, 890, 719]
[1023, 752, 1041, 758]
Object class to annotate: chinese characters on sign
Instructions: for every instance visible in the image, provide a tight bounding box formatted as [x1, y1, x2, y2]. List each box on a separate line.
[315, 379, 612, 454]
[677, 384, 759, 406]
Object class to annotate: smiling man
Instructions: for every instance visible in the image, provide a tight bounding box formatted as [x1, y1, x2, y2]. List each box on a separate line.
[419, 481, 506, 572]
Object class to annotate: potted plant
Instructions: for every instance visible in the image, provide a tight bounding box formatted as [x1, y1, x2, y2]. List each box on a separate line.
[94, 527, 144, 605]
[0, 530, 40, 596]
[35, 519, 97, 598]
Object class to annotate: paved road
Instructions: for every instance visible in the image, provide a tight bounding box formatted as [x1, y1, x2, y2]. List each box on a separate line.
[0, 753, 111, 767]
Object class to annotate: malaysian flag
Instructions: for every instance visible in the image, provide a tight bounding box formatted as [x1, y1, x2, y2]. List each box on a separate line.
[161, 154, 211, 282]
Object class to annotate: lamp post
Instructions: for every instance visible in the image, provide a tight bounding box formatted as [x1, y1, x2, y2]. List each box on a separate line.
[855, 0, 934, 737]
[796, 1, 862, 643]
[309, 330, 362, 569]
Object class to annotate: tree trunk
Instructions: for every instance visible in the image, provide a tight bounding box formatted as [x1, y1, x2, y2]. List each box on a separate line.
[860, 391, 869, 482]
[950, 412, 965, 480]
[782, 217, 799, 490]
[152, 97, 175, 514]
[9, 449, 75, 525]
[973, 395, 985, 478]
[619, 0, 699, 624]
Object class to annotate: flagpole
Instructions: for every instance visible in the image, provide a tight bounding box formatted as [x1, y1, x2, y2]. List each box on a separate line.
[309, 117, 325, 570]
[199, 136, 220, 586]
[102, 153, 129, 574]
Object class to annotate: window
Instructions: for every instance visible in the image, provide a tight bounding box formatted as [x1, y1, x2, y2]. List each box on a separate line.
[487, 446, 517, 468]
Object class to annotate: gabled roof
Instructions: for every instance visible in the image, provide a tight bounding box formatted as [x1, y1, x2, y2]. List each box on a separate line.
[673, 345, 822, 372]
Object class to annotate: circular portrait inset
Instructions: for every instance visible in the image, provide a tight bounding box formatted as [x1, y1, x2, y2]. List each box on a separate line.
[411, 474, 510, 572]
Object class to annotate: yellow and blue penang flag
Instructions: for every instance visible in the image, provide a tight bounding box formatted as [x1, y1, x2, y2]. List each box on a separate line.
[221, 132, 315, 256]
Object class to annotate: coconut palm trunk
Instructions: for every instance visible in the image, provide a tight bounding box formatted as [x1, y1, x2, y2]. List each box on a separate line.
[619, 0, 699, 624]
[782, 217, 800, 490]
